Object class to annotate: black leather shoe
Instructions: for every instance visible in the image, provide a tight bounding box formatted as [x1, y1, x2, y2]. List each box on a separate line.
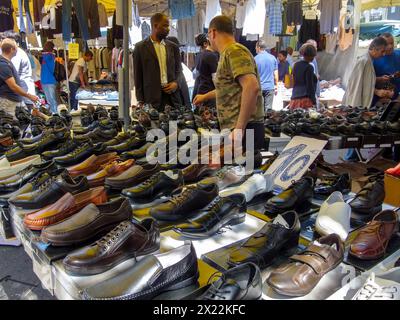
[0, 160, 56, 193]
[75, 127, 118, 144]
[120, 142, 153, 160]
[81, 242, 199, 300]
[338, 123, 357, 136]
[54, 142, 106, 167]
[150, 183, 219, 222]
[349, 179, 385, 215]
[105, 135, 146, 154]
[228, 211, 300, 268]
[4, 144, 38, 162]
[314, 173, 351, 200]
[122, 170, 184, 203]
[103, 131, 132, 147]
[198, 263, 262, 300]
[20, 127, 69, 152]
[41, 139, 83, 160]
[370, 121, 388, 134]
[264, 177, 314, 216]
[174, 195, 247, 239]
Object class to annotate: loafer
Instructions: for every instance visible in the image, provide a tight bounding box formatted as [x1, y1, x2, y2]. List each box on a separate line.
[349, 210, 399, 260]
[81, 242, 198, 300]
[266, 234, 344, 297]
[198, 263, 262, 300]
[63, 218, 160, 277]
[228, 211, 300, 268]
[67, 152, 119, 177]
[87, 159, 135, 188]
[349, 179, 385, 215]
[0, 155, 42, 180]
[24, 186, 108, 230]
[41, 198, 132, 246]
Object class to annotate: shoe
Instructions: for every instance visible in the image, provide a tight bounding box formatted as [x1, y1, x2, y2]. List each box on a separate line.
[150, 183, 219, 222]
[314, 173, 351, 200]
[266, 234, 344, 297]
[20, 127, 69, 152]
[198, 166, 248, 191]
[349, 179, 385, 215]
[315, 192, 351, 242]
[122, 170, 183, 203]
[386, 162, 400, 176]
[352, 271, 400, 300]
[41, 198, 132, 246]
[67, 153, 119, 177]
[174, 195, 247, 239]
[80, 242, 198, 300]
[228, 211, 300, 268]
[64, 219, 160, 276]
[349, 210, 399, 260]
[41, 139, 82, 160]
[54, 142, 106, 167]
[198, 263, 262, 300]
[120, 142, 153, 161]
[182, 163, 221, 183]
[105, 163, 160, 191]
[24, 186, 108, 230]
[0, 160, 56, 193]
[75, 127, 118, 144]
[0, 155, 42, 180]
[264, 177, 314, 216]
[87, 159, 135, 188]
[219, 174, 272, 203]
[396, 258, 400, 268]
[105, 135, 146, 154]
[103, 131, 132, 147]
[9, 172, 90, 210]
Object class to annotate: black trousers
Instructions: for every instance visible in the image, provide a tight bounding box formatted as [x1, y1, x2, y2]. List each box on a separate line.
[243, 121, 265, 152]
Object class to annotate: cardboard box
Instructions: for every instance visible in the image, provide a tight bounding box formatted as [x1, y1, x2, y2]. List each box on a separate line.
[384, 173, 400, 207]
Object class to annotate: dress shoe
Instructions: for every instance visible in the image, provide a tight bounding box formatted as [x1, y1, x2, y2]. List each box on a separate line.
[349, 179, 385, 215]
[228, 211, 300, 268]
[122, 170, 183, 203]
[264, 177, 314, 216]
[54, 142, 106, 167]
[24, 187, 107, 230]
[315, 192, 351, 242]
[337, 123, 357, 136]
[198, 166, 248, 191]
[4, 144, 41, 162]
[0, 155, 42, 180]
[105, 163, 160, 191]
[266, 234, 344, 297]
[81, 242, 198, 300]
[75, 127, 118, 144]
[199, 263, 262, 300]
[105, 135, 146, 154]
[41, 139, 82, 160]
[371, 121, 388, 134]
[182, 163, 221, 183]
[349, 210, 399, 260]
[9, 172, 90, 210]
[64, 219, 160, 276]
[67, 152, 119, 177]
[87, 159, 135, 188]
[0, 160, 56, 193]
[41, 198, 132, 246]
[314, 173, 351, 200]
[150, 183, 219, 222]
[387, 121, 400, 133]
[352, 271, 400, 300]
[20, 127, 69, 152]
[174, 195, 247, 239]
[103, 131, 132, 147]
[120, 142, 153, 160]
[355, 122, 372, 135]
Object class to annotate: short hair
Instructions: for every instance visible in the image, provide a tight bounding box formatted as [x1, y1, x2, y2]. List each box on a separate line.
[300, 44, 317, 58]
[84, 51, 94, 58]
[3, 31, 21, 44]
[256, 40, 267, 50]
[195, 33, 209, 47]
[369, 36, 387, 50]
[1, 38, 17, 54]
[306, 39, 318, 49]
[279, 50, 288, 57]
[209, 15, 234, 35]
[43, 41, 54, 53]
[151, 13, 167, 28]
[380, 32, 393, 39]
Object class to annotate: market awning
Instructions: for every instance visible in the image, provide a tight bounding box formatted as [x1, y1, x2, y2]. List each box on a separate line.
[360, 20, 400, 39]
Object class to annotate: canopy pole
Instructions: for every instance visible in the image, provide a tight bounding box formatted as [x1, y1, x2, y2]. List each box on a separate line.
[122, 0, 130, 131]
[63, 46, 71, 112]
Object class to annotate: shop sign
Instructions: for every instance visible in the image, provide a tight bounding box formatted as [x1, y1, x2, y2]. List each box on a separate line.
[68, 43, 80, 60]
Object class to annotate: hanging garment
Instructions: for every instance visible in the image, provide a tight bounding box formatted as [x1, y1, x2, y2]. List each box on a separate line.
[205, 0, 221, 28]
[141, 21, 151, 40]
[18, 0, 34, 34]
[53, 4, 62, 35]
[98, 3, 108, 27]
[71, 7, 80, 38]
[62, 0, 90, 42]
[298, 17, 319, 44]
[266, 0, 283, 35]
[83, 0, 101, 39]
[286, 0, 303, 26]
[235, 0, 246, 29]
[0, 0, 14, 32]
[338, 14, 354, 51]
[318, 0, 342, 35]
[33, 0, 45, 30]
[169, 0, 195, 20]
[133, 3, 141, 28]
[325, 33, 337, 55]
[262, 19, 279, 49]
[112, 10, 124, 42]
[243, 0, 266, 36]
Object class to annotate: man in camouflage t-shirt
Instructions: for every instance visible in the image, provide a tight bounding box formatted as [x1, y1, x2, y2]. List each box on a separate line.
[193, 15, 265, 151]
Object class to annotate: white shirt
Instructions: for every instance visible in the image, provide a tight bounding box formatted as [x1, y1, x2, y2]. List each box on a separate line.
[151, 38, 168, 86]
[69, 57, 87, 83]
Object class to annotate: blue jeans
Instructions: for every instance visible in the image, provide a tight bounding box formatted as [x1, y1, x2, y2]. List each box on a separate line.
[42, 84, 58, 114]
[62, 0, 90, 41]
[69, 82, 80, 110]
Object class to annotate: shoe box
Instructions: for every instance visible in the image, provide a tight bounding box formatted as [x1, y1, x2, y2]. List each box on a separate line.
[384, 173, 400, 207]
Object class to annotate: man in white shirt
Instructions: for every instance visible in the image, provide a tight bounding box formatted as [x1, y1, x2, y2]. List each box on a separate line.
[287, 47, 294, 67]
[68, 51, 93, 110]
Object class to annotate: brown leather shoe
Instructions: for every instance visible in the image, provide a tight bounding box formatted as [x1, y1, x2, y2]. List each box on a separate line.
[87, 159, 135, 188]
[41, 198, 132, 246]
[349, 210, 399, 260]
[105, 163, 160, 190]
[67, 152, 119, 177]
[24, 187, 108, 230]
[183, 163, 220, 183]
[266, 234, 344, 297]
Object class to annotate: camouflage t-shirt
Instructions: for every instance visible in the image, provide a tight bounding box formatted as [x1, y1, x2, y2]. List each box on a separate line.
[214, 42, 264, 130]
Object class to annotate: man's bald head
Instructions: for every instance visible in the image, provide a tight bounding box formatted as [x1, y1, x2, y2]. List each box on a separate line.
[1, 38, 17, 55]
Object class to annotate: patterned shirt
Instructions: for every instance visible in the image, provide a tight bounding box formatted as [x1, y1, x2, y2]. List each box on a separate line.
[267, 0, 283, 35]
[215, 43, 264, 130]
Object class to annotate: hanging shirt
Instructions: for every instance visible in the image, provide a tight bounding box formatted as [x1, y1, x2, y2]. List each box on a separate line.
[338, 14, 354, 51]
[243, 0, 266, 37]
[299, 17, 319, 44]
[255, 51, 278, 91]
[169, 0, 196, 20]
[33, 0, 45, 30]
[151, 38, 168, 86]
[98, 3, 108, 27]
[235, 0, 246, 29]
[205, 0, 221, 28]
[0, 0, 14, 32]
[374, 50, 400, 97]
[286, 0, 303, 26]
[318, 0, 342, 35]
[325, 33, 338, 55]
[141, 21, 151, 40]
[266, 0, 284, 35]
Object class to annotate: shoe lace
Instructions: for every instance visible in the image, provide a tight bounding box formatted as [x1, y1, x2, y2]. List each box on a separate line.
[70, 143, 89, 156]
[141, 172, 161, 187]
[356, 283, 379, 300]
[97, 221, 130, 251]
[202, 272, 229, 300]
[170, 186, 195, 206]
[59, 140, 77, 153]
[38, 175, 58, 192]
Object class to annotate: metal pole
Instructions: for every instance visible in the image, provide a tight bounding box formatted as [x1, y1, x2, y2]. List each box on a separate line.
[122, 0, 131, 131]
[63, 45, 71, 111]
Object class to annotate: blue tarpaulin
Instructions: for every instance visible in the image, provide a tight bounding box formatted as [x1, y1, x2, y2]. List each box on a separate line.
[360, 20, 400, 40]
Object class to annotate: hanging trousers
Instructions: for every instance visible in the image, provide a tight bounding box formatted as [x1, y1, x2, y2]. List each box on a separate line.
[62, 0, 90, 42]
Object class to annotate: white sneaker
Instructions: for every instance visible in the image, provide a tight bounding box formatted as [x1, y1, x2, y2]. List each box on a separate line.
[0, 155, 42, 180]
[315, 191, 351, 242]
[353, 269, 400, 300]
